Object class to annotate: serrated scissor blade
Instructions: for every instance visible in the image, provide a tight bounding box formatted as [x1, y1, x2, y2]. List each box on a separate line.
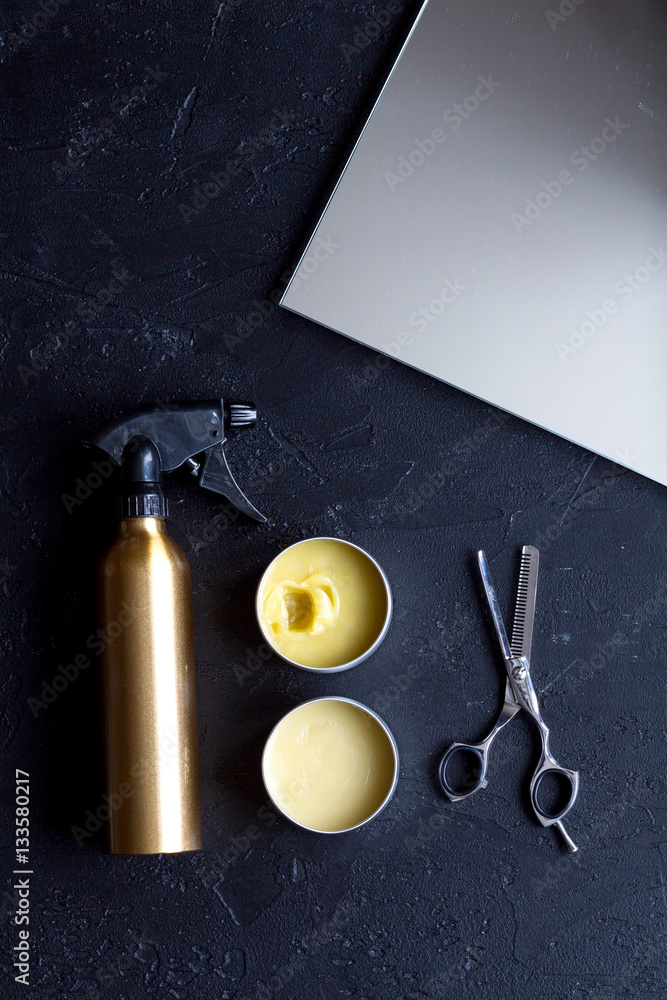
[510, 545, 539, 661]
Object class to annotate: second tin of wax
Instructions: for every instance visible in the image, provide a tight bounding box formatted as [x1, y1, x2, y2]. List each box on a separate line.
[262, 697, 399, 833]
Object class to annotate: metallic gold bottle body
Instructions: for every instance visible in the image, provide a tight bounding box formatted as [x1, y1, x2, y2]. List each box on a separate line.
[99, 517, 202, 854]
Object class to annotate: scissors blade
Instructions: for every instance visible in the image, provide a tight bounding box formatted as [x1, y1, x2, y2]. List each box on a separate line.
[477, 550, 513, 664]
[510, 545, 539, 661]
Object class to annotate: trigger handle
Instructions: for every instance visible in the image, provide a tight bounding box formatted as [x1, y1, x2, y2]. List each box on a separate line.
[198, 445, 266, 523]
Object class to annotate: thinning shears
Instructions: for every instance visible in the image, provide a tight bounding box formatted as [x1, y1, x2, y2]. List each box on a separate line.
[439, 546, 579, 852]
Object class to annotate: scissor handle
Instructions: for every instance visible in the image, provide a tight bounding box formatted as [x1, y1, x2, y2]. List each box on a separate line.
[530, 754, 579, 832]
[440, 685, 520, 803]
[439, 741, 489, 802]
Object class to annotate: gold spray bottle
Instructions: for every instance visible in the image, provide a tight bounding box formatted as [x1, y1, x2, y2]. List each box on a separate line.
[89, 401, 265, 854]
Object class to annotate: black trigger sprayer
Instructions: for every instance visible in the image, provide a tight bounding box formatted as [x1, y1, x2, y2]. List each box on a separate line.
[85, 399, 266, 855]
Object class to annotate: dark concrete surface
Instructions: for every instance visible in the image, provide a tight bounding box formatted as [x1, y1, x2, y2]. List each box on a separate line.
[1, 1, 666, 998]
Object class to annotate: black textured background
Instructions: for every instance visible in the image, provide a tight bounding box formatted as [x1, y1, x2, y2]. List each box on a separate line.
[1, 2, 666, 998]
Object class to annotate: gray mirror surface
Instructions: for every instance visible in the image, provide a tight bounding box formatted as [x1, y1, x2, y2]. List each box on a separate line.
[281, 0, 667, 486]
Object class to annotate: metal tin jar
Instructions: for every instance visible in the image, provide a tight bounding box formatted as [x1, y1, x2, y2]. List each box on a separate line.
[255, 537, 392, 673]
[262, 696, 399, 834]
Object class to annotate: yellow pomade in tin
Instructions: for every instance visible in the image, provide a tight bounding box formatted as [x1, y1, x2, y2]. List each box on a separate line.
[258, 538, 389, 669]
[263, 699, 397, 832]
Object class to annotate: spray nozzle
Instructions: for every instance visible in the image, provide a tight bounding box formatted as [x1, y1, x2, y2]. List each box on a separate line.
[86, 399, 266, 522]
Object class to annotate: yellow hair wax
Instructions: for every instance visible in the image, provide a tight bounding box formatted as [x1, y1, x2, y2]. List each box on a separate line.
[262, 698, 398, 832]
[257, 538, 390, 670]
